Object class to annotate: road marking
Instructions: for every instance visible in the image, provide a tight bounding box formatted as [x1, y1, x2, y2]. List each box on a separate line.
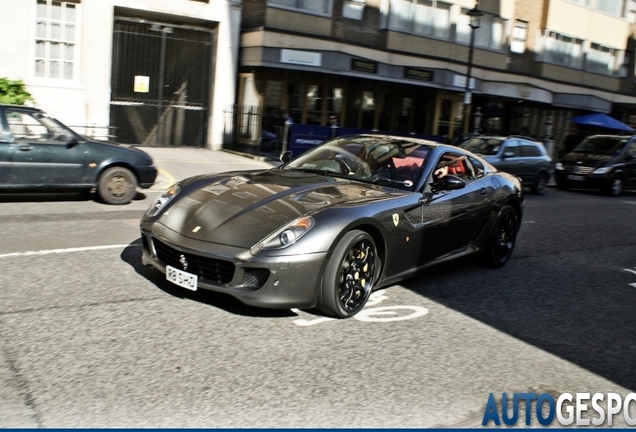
[0, 244, 139, 259]
[624, 268, 636, 276]
[630, 283, 636, 288]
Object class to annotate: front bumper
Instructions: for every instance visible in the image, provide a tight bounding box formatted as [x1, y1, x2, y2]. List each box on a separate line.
[136, 164, 158, 189]
[140, 221, 328, 310]
[554, 170, 612, 190]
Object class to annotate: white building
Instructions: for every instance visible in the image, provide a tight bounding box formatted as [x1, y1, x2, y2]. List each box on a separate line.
[0, 0, 242, 149]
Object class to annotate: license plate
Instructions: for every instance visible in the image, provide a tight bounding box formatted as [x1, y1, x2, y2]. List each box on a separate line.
[166, 265, 198, 291]
[567, 174, 585, 181]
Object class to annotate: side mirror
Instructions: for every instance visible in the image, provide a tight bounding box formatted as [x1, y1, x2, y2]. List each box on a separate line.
[280, 150, 293, 163]
[431, 174, 466, 192]
[66, 137, 79, 148]
[502, 151, 516, 159]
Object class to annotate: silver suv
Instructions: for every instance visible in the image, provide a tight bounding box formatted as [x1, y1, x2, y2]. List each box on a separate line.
[459, 135, 554, 194]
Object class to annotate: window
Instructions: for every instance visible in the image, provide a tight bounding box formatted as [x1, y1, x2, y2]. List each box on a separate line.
[520, 143, 542, 157]
[566, 0, 590, 6]
[510, 20, 527, 54]
[388, 0, 452, 39]
[35, 0, 78, 80]
[455, 9, 507, 51]
[595, 0, 625, 16]
[539, 31, 584, 69]
[6, 109, 69, 143]
[586, 43, 622, 75]
[343, 0, 365, 20]
[267, 0, 332, 16]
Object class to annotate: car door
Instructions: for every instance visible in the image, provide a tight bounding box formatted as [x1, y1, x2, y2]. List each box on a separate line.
[495, 139, 524, 179]
[418, 152, 491, 265]
[5, 107, 87, 187]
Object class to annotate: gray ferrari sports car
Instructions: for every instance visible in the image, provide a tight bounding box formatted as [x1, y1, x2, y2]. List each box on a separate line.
[140, 134, 524, 318]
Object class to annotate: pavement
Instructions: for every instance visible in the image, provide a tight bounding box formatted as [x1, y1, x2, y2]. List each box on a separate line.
[137, 147, 280, 191]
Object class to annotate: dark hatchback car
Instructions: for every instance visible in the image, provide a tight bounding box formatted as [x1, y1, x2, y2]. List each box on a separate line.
[0, 104, 157, 204]
[459, 135, 554, 194]
[460, 135, 554, 195]
[555, 134, 636, 197]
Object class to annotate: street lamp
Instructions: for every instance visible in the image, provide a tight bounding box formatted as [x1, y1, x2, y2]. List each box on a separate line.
[463, 3, 483, 134]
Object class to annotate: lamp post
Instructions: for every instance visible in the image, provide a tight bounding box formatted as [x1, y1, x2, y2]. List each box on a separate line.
[463, 3, 483, 134]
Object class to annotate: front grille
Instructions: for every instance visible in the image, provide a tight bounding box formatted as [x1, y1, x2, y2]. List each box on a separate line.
[565, 165, 594, 175]
[243, 268, 270, 290]
[152, 238, 235, 284]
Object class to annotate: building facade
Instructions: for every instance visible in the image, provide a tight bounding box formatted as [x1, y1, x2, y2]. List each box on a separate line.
[0, 0, 241, 149]
[235, 0, 636, 156]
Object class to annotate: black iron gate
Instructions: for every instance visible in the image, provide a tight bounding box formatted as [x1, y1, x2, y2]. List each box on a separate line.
[110, 18, 214, 147]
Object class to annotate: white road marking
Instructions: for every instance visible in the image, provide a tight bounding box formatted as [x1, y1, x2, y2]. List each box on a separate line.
[624, 268, 636, 276]
[630, 283, 636, 288]
[0, 244, 139, 259]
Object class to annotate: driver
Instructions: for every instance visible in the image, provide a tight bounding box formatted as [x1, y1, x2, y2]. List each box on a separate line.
[433, 164, 448, 180]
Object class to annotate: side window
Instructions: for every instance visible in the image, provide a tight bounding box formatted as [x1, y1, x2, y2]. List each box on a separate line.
[521, 143, 542, 157]
[433, 153, 474, 181]
[627, 141, 636, 157]
[502, 140, 520, 157]
[6, 109, 68, 143]
[467, 156, 484, 178]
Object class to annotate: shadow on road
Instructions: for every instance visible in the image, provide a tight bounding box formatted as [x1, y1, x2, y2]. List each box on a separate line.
[119, 240, 296, 319]
[400, 252, 636, 392]
[0, 190, 148, 204]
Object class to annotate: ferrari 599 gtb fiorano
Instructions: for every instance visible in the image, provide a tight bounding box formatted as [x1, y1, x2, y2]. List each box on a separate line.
[140, 135, 524, 318]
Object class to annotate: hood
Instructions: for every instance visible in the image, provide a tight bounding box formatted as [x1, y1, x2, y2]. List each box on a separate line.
[561, 152, 614, 167]
[157, 169, 395, 248]
[84, 139, 153, 161]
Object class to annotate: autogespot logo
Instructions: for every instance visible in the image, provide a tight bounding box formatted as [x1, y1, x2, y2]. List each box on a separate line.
[482, 392, 636, 426]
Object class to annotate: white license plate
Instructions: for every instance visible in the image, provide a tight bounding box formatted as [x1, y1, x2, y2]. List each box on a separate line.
[166, 265, 198, 291]
[567, 174, 585, 181]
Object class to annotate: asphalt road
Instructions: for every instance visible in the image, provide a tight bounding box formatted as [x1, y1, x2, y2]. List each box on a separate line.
[1, 153, 635, 427]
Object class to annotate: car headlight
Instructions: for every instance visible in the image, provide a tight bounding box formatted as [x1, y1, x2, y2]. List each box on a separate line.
[254, 216, 315, 251]
[146, 185, 180, 216]
[555, 162, 564, 170]
[592, 167, 612, 175]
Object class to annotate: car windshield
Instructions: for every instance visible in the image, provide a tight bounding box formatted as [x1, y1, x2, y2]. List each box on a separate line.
[572, 136, 628, 155]
[459, 137, 504, 156]
[281, 135, 432, 190]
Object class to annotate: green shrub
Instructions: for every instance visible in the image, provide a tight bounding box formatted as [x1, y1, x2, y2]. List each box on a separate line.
[0, 78, 35, 105]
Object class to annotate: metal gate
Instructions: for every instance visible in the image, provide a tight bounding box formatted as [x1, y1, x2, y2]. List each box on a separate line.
[110, 18, 214, 147]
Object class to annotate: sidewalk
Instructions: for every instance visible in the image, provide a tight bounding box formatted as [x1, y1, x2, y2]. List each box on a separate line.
[137, 147, 279, 191]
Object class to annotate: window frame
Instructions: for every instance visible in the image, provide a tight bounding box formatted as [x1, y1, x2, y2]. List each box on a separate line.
[32, 0, 81, 84]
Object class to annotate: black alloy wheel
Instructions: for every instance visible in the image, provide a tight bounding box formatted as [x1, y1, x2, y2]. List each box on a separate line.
[319, 230, 379, 318]
[483, 204, 518, 267]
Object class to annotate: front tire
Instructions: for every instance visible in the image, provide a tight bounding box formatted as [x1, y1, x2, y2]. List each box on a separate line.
[532, 172, 549, 195]
[482, 204, 519, 267]
[97, 167, 137, 205]
[318, 230, 379, 318]
[607, 177, 623, 197]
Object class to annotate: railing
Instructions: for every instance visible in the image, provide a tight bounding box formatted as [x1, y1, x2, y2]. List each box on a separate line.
[68, 125, 118, 142]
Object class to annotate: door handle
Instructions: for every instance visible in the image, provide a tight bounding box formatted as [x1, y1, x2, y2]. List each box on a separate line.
[18, 145, 33, 151]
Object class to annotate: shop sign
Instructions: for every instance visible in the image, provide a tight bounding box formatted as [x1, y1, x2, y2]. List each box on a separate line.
[404, 67, 434, 81]
[351, 59, 378, 74]
[281, 49, 322, 67]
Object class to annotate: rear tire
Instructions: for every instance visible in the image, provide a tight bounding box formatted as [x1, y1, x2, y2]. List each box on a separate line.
[318, 230, 379, 318]
[97, 167, 137, 205]
[482, 204, 519, 267]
